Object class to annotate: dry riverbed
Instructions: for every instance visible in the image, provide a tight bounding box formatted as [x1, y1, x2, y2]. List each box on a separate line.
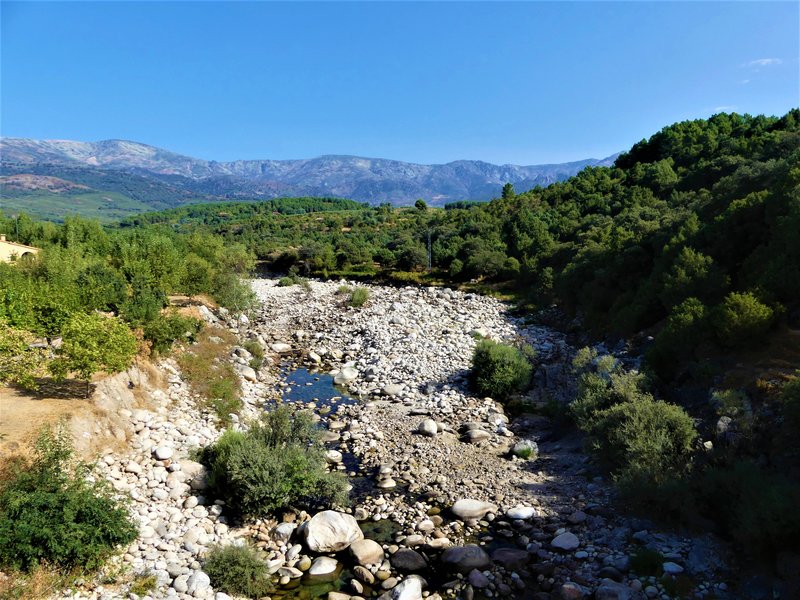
[43, 279, 732, 600]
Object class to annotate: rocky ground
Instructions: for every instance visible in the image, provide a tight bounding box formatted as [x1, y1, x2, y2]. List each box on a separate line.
[55, 279, 732, 600]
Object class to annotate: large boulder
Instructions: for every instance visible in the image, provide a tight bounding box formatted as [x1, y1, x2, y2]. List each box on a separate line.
[303, 510, 364, 552]
[441, 545, 492, 573]
[451, 499, 497, 520]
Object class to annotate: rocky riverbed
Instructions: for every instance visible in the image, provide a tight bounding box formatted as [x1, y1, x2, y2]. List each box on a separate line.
[57, 279, 732, 600]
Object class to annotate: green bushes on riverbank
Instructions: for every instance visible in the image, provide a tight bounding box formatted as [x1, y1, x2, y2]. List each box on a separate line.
[199, 406, 348, 517]
[0, 425, 137, 572]
[470, 339, 534, 402]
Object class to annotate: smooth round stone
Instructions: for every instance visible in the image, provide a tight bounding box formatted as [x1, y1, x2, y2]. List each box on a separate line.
[506, 505, 536, 520]
[153, 446, 173, 461]
[451, 499, 497, 520]
[308, 556, 339, 576]
[350, 539, 384, 566]
[418, 419, 438, 437]
[551, 532, 580, 551]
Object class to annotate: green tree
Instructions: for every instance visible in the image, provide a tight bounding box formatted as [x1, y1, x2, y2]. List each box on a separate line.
[414, 199, 428, 211]
[0, 325, 49, 390]
[713, 291, 774, 348]
[50, 313, 138, 396]
[502, 183, 516, 200]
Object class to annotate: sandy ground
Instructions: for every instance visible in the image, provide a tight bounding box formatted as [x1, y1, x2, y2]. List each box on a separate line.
[0, 384, 94, 457]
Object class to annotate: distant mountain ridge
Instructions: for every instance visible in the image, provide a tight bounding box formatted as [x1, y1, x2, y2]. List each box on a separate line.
[0, 137, 618, 207]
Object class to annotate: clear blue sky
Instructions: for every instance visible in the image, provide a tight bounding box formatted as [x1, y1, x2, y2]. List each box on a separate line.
[1, 1, 798, 165]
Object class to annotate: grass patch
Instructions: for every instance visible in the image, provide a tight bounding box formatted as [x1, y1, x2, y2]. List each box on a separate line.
[0, 564, 75, 600]
[243, 340, 265, 371]
[347, 287, 370, 308]
[129, 572, 158, 596]
[177, 328, 242, 425]
[204, 544, 272, 598]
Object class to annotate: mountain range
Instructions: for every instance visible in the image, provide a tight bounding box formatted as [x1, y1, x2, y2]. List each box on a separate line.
[0, 137, 618, 220]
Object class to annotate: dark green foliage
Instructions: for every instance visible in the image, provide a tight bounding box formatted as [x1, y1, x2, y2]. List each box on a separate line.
[0, 425, 137, 572]
[203, 544, 272, 598]
[589, 396, 697, 487]
[199, 406, 348, 517]
[629, 548, 665, 576]
[471, 339, 534, 402]
[570, 355, 697, 492]
[695, 461, 800, 555]
[243, 340, 265, 370]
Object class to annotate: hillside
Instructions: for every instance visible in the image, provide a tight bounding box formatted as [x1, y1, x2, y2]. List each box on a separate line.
[0, 137, 617, 219]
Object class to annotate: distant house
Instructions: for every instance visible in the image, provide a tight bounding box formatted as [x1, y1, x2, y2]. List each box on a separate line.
[0, 234, 39, 263]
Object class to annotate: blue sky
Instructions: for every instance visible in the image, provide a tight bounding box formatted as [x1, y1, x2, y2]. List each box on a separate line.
[1, 1, 798, 165]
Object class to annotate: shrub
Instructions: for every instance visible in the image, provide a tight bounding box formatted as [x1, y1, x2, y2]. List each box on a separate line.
[647, 297, 708, 380]
[0, 425, 137, 572]
[470, 339, 534, 402]
[336, 284, 353, 295]
[0, 325, 49, 390]
[570, 368, 649, 431]
[348, 287, 370, 308]
[243, 340, 265, 370]
[143, 313, 203, 355]
[199, 406, 348, 517]
[203, 544, 272, 598]
[277, 276, 295, 287]
[588, 396, 697, 487]
[712, 291, 773, 348]
[212, 272, 257, 315]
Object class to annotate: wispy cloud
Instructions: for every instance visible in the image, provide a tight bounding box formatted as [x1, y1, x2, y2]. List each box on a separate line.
[739, 79, 750, 85]
[714, 105, 737, 113]
[742, 58, 782, 68]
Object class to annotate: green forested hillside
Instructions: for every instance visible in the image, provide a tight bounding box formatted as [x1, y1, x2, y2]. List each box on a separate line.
[134, 111, 800, 381]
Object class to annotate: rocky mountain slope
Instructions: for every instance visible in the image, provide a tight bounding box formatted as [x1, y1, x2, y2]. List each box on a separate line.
[0, 137, 618, 206]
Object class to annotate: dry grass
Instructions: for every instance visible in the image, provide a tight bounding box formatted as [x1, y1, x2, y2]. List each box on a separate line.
[176, 327, 241, 424]
[0, 565, 74, 600]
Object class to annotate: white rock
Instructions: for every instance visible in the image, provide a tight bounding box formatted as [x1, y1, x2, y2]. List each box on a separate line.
[349, 539, 384, 566]
[451, 499, 497, 520]
[392, 575, 424, 600]
[308, 556, 339, 576]
[153, 446, 173, 461]
[271, 343, 291, 353]
[334, 367, 358, 384]
[303, 510, 364, 552]
[506, 505, 537, 520]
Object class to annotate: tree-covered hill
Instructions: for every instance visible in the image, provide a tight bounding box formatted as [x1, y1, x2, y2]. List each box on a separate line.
[135, 110, 799, 382]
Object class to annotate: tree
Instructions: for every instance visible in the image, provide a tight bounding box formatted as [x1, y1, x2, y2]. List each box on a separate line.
[502, 183, 516, 200]
[414, 199, 428, 211]
[0, 325, 49, 390]
[50, 313, 138, 396]
[713, 291, 773, 348]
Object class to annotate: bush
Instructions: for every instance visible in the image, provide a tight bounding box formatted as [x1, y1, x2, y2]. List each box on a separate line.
[712, 291, 773, 348]
[129, 573, 158, 596]
[212, 272, 257, 315]
[348, 287, 370, 308]
[588, 396, 697, 487]
[199, 406, 348, 517]
[470, 339, 534, 402]
[0, 425, 137, 572]
[336, 284, 353, 295]
[143, 313, 203, 355]
[277, 276, 295, 287]
[204, 544, 272, 598]
[243, 340, 265, 370]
